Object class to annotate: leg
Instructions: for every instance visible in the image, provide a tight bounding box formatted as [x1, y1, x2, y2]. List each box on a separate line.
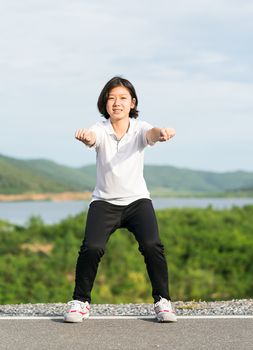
[73, 201, 122, 303]
[123, 199, 171, 303]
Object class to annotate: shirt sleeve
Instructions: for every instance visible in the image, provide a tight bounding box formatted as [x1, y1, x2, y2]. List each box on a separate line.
[139, 121, 154, 148]
[87, 122, 104, 150]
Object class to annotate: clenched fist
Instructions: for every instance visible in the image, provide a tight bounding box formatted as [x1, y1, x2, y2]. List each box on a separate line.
[159, 128, 176, 142]
[75, 129, 96, 146]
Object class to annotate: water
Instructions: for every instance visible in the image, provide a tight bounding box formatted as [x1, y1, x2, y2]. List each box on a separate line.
[1, 198, 253, 226]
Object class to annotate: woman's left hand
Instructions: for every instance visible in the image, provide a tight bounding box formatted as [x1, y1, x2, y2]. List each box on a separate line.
[159, 128, 176, 142]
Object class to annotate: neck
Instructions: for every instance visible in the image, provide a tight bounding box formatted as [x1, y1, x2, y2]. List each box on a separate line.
[110, 118, 130, 139]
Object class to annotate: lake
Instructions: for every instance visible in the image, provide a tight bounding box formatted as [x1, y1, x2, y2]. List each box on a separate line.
[1, 198, 253, 225]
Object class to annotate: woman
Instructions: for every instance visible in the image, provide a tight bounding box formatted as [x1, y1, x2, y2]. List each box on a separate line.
[64, 76, 177, 323]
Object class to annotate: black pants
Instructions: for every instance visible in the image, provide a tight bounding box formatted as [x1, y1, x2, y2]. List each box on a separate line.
[73, 198, 171, 303]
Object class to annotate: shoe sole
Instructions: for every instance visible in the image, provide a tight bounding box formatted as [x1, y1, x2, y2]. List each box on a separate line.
[64, 313, 89, 323]
[157, 313, 177, 323]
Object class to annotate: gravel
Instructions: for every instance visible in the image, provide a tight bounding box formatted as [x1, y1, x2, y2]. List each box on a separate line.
[0, 299, 252, 317]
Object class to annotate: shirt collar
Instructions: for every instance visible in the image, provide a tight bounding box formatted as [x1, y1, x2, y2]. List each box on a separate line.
[104, 118, 136, 135]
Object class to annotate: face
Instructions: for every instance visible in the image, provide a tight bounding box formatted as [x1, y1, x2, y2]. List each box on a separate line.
[106, 86, 135, 122]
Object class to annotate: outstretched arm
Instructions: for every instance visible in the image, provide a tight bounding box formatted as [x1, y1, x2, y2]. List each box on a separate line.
[146, 127, 176, 144]
[75, 129, 96, 147]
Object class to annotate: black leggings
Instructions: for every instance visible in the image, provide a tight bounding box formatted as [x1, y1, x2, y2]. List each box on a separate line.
[73, 198, 171, 303]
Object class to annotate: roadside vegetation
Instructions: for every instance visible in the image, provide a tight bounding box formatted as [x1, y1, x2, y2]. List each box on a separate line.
[0, 206, 252, 304]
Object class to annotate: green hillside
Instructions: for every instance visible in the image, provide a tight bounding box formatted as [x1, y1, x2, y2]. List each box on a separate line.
[1, 154, 253, 196]
[0, 154, 95, 194]
[144, 165, 253, 195]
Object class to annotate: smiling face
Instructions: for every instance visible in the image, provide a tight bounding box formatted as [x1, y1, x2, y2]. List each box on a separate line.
[106, 86, 136, 122]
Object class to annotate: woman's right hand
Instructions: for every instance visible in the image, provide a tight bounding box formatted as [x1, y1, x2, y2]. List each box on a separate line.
[75, 129, 96, 146]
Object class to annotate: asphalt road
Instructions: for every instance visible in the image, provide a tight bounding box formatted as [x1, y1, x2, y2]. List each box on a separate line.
[1, 318, 253, 350]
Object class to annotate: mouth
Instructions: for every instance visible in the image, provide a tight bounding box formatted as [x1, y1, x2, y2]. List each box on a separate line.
[112, 109, 122, 113]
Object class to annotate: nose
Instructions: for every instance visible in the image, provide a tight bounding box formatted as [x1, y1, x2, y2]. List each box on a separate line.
[113, 97, 120, 106]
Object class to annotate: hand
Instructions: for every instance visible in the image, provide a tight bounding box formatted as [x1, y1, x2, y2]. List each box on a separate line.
[75, 129, 94, 145]
[159, 128, 176, 142]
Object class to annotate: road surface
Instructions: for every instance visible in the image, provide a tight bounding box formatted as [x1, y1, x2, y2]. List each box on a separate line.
[1, 316, 252, 350]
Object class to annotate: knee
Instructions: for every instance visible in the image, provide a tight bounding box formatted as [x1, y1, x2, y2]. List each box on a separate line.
[79, 243, 105, 258]
[139, 240, 164, 256]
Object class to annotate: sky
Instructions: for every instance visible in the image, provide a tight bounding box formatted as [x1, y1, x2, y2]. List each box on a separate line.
[0, 0, 253, 172]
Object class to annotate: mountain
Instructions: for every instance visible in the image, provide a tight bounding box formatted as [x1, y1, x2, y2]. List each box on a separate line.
[1, 154, 253, 196]
[0, 154, 95, 194]
[144, 165, 253, 195]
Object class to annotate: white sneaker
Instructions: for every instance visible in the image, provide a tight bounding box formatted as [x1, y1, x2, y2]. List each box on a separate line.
[64, 300, 90, 323]
[154, 297, 177, 322]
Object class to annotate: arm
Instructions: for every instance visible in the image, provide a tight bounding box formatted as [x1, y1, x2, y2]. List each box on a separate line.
[146, 127, 176, 144]
[75, 129, 96, 147]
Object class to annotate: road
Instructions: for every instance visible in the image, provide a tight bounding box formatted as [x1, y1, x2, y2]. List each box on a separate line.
[0, 317, 253, 350]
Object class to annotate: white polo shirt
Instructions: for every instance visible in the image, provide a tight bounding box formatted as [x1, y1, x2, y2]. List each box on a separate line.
[88, 118, 154, 205]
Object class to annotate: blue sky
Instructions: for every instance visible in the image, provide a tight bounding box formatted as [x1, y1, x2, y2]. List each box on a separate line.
[0, 0, 253, 172]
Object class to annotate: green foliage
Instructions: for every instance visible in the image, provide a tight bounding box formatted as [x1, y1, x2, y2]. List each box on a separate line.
[0, 206, 253, 304]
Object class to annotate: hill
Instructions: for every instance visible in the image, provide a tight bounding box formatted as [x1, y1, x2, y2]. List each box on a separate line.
[0, 154, 95, 194]
[144, 165, 253, 196]
[1, 154, 253, 197]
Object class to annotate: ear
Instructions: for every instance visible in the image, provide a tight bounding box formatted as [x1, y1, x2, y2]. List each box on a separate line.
[131, 98, 136, 109]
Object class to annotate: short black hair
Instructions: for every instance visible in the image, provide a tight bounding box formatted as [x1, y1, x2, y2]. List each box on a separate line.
[97, 76, 139, 119]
